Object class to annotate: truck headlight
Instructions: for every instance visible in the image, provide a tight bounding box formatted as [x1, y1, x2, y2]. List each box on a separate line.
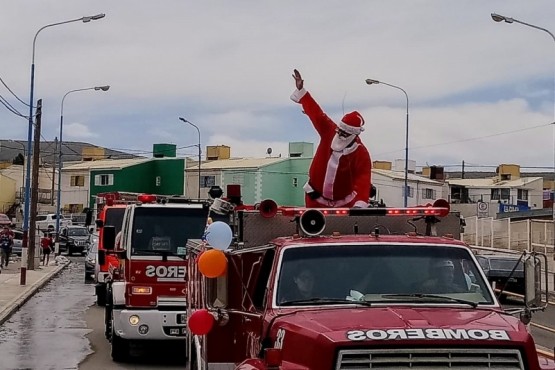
[129, 315, 140, 326]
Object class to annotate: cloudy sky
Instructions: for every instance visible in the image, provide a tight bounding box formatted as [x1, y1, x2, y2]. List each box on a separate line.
[1, 1, 554, 172]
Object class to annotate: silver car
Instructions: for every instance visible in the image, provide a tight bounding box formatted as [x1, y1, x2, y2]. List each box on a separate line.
[11, 229, 23, 256]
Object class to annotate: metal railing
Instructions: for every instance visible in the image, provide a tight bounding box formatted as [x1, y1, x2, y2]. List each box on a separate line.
[462, 217, 554, 298]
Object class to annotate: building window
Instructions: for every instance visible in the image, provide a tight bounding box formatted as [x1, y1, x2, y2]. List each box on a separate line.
[292, 177, 298, 187]
[491, 188, 510, 201]
[517, 189, 528, 201]
[94, 174, 114, 186]
[70, 175, 85, 187]
[403, 186, 414, 198]
[201, 175, 215, 188]
[422, 188, 436, 200]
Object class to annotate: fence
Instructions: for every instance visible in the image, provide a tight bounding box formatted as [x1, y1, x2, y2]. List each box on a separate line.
[462, 216, 554, 294]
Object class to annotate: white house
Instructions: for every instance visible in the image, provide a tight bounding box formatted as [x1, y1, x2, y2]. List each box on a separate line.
[372, 168, 447, 208]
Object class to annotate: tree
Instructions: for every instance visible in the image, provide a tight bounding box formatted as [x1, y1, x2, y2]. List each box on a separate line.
[12, 153, 24, 165]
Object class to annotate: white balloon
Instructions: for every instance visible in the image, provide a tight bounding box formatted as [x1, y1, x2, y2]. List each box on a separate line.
[205, 221, 233, 251]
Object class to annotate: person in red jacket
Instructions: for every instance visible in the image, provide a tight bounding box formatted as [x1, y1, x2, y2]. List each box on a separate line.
[291, 69, 372, 208]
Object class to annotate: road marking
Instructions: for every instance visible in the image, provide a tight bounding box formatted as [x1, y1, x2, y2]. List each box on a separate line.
[537, 348, 554, 360]
[532, 322, 555, 334]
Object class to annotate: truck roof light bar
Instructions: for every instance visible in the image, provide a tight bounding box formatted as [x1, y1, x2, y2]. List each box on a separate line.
[280, 206, 448, 218]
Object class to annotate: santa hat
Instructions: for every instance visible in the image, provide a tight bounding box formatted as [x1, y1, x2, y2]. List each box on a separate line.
[337, 111, 365, 135]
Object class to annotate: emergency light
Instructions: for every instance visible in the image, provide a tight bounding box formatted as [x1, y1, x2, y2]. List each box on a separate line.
[137, 194, 157, 204]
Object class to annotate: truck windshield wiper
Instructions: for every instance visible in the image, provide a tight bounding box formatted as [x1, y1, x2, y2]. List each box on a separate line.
[280, 298, 372, 307]
[380, 294, 478, 308]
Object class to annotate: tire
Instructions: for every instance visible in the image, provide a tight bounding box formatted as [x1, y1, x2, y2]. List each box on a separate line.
[105, 286, 113, 340]
[84, 272, 94, 283]
[111, 331, 130, 362]
[96, 285, 107, 307]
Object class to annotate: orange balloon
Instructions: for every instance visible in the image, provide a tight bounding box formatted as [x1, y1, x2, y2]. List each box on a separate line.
[198, 249, 227, 278]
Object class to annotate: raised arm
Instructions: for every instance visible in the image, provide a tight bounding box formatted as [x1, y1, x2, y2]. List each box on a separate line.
[290, 69, 336, 136]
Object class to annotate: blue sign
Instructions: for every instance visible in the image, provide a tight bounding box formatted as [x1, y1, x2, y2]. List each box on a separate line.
[498, 203, 529, 213]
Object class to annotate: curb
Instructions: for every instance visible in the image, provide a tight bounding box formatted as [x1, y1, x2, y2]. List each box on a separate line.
[0, 260, 71, 325]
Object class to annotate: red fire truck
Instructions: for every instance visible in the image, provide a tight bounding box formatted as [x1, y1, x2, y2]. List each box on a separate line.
[185, 198, 554, 369]
[94, 192, 141, 306]
[101, 194, 210, 362]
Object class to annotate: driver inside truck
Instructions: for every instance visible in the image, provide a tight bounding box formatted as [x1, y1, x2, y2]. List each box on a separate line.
[419, 259, 468, 294]
[280, 264, 316, 303]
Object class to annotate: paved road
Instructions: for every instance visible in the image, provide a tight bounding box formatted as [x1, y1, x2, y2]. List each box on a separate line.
[0, 258, 94, 370]
[80, 303, 186, 369]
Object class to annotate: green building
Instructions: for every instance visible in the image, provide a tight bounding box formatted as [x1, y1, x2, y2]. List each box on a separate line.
[87, 143, 185, 206]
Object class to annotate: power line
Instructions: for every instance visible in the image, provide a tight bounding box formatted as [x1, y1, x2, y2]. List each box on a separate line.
[0, 75, 30, 107]
[374, 122, 552, 156]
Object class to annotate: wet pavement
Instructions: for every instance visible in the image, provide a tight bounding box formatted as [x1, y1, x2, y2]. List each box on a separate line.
[0, 257, 94, 370]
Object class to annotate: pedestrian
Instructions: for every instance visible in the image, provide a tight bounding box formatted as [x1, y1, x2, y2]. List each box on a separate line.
[290, 69, 372, 208]
[41, 232, 54, 266]
[0, 226, 13, 269]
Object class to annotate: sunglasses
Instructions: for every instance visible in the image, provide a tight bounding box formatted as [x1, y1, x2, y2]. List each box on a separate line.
[336, 128, 351, 138]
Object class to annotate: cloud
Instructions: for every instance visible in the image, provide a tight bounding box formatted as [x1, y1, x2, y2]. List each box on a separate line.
[0, 0, 554, 172]
[64, 123, 98, 139]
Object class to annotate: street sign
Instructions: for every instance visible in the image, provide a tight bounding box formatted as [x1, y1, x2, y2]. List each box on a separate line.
[477, 201, 489, 218]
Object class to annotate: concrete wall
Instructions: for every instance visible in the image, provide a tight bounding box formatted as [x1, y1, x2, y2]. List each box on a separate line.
[0, 174, 15, 213]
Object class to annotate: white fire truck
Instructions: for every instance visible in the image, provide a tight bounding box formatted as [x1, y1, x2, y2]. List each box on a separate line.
[101, 194, 210, 362]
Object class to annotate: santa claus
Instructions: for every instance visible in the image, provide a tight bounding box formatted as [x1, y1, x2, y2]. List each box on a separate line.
[291, 69, 372, 208]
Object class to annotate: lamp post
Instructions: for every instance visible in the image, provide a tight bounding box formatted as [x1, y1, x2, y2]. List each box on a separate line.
[9, 140, 26, 193]
[365, 79, 410, 207]
[178, 117, 202, 199]
[55, 86, 110, 238]
[22, 14, 105, 280]
[490, 12, 555, 238]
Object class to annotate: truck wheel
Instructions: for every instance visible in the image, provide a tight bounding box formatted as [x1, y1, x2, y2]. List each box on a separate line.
[96, 285, 107, 306]
[111, 331, 130, 362]
[104, 287, 113, 340]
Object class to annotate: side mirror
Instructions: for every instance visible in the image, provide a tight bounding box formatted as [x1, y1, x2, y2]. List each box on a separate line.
[95, 219, 104, 228]
[524, 254, 542, 308]
[98, 249, 106, 266]
[103, 226, 116, 251]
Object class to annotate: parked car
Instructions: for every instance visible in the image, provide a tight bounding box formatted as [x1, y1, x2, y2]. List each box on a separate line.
[475, 254, 525, 297]
[11, 229, 23, 256]
[35, 214, 71, 232]
[0, 213, 12, 227]
[59, 225, 90, 256]
[85, 240, 98, 282]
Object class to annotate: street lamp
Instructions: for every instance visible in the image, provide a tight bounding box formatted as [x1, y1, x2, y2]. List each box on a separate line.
[490, 12, 555, 240]
[55, 86, 110, 238]
[178, 117, 202, 200]
[23, 13, 105, 271]
[365, 79, 410, 207]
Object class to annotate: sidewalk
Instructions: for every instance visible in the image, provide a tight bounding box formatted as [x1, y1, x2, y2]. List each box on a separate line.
[0, 256, 70, 325]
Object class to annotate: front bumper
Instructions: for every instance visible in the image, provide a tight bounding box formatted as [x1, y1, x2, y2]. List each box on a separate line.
[113, 309, 187, 340]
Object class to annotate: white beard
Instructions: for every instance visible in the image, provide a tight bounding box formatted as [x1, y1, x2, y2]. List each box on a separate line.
[331, 133, 356, 152]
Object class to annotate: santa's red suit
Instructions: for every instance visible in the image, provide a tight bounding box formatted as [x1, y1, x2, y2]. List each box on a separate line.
[291, 88, 372, 208]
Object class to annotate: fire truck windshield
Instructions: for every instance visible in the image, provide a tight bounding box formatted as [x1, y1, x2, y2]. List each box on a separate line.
[276, 244, 493, 307]
[130, 207, 207, 256]
[105, 208, 125, 234]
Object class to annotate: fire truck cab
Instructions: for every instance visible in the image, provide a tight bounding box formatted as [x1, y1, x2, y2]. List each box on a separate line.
[102, 194, 210, 362]
[186, 200, 553, 369]
[94, 192, 139, 306]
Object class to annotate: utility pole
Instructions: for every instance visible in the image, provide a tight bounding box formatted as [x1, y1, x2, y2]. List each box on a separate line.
[461, 160, 465, 179]
[51, 137, 57, 206]
[28, 99, 42, 270]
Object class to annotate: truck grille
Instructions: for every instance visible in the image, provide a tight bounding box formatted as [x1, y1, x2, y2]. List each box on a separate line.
[335, 348, 524, 369]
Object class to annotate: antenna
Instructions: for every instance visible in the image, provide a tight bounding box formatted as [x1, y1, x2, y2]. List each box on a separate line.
[342, 91, 347, 115]
[266, 147, 272, 157]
